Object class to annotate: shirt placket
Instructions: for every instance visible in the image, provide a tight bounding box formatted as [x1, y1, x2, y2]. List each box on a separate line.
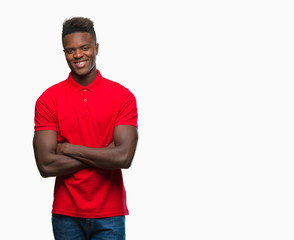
[80, 88, 90, 118]
[81, 88, 89, 103]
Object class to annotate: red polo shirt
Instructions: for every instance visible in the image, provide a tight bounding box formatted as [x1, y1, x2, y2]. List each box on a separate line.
[34, 70, 138, 218]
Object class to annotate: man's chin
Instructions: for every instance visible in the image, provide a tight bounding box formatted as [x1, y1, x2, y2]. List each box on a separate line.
[71, 68, 89, 76]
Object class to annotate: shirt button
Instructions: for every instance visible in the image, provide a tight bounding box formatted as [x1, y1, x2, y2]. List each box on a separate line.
[84, 99, 87, 102]
[83, 89, 87, 91]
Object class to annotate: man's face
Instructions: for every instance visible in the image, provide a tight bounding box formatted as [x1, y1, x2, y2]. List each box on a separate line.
[63, 32, 98, 76]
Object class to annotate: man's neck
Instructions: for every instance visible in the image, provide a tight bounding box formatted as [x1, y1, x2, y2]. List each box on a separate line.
[71, 68, 97, 87]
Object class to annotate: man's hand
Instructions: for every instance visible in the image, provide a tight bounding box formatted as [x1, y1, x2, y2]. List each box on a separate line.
[33, 125, 138, 177]
[55, 125, 138, 169]
[57, 141, 114, 155]
[33, 131, 88, 177]
[56, 143, 69, 155]
[107, 142, 115, 148]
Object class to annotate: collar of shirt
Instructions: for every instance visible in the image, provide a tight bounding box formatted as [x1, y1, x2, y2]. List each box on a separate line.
[67, 69, 103, 92]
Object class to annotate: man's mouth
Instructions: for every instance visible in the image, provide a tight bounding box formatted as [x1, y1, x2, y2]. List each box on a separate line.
[74, 60, 87, 68]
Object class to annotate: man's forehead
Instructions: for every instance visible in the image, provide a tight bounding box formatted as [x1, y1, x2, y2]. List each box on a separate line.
[63, 32, 95, 47]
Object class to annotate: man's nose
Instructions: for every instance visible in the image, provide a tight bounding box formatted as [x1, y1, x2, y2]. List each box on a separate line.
[74, 49, 83, 58]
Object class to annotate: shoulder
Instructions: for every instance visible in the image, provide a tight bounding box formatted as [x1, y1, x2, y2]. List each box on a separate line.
[35, 80, 69, 112]
[101, 77, 135, 98]
[37, 80, 68, 101]
[42, 79, 68, 95]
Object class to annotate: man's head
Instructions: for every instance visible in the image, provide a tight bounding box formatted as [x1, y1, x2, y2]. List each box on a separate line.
[62, 17, 96, 44]
[62, 17, 99, 80]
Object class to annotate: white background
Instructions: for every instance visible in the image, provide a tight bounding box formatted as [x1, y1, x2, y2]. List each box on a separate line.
[0, 0, 294, 239]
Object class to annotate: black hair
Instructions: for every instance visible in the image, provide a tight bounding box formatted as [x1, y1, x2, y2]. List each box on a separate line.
[62, 17, 96, 43]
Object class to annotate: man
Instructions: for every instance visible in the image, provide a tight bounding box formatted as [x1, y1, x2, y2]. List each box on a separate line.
[33, 17, 138, 240]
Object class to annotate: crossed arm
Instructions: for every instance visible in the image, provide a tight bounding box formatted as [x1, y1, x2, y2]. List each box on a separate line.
[33, 125, 138, 178]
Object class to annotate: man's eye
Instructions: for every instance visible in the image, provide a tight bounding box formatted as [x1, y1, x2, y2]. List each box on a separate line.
[64, 49, 73, 54]
[82, 47, 89, 51]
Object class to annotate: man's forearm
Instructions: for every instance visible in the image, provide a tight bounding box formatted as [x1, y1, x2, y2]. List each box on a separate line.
[56, 125, 138, 170]
[35, 151, 88, 178]
[59, 143, 133, 169]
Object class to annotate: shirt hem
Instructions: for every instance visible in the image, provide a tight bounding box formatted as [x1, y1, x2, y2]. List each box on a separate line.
[115, 121, 138, 128]
[34, 127, 58, 132]
[52, 209, 129, 219]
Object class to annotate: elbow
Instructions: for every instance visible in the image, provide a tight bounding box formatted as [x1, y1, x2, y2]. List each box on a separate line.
[120, 147, 137, 169]
[38, 165, 51, 178]
[35, 152, 59, 178]
[34, 153, 56, 178]
[36, 162, 54, 178]
[40, 171, 50, 178]
[121, 158, 132, 169]
[119, 152, 134, 169]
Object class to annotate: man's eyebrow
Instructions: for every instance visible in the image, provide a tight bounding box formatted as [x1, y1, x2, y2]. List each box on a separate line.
[64, 44, 90, 51]
[80, 44, 90, 48]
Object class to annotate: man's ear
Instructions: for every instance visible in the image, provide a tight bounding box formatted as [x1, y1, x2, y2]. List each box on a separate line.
[96, 43, 99, 56]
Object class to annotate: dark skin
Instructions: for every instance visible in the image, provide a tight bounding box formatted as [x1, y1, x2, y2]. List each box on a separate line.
[62, 32, 99, 86]
[33, 32, 138, 178]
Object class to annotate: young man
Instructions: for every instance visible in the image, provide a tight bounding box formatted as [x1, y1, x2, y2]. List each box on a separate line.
[33, 17, 138, 240]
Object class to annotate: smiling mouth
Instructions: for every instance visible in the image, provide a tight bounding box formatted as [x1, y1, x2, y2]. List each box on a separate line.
[75, 61, 87, 68]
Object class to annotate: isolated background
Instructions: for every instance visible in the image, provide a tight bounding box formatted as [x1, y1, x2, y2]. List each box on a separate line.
[0, 0, 294, 239]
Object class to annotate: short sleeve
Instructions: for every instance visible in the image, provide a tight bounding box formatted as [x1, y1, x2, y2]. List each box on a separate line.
[34, 91, 58, 132]
[115, 90, 138, 128]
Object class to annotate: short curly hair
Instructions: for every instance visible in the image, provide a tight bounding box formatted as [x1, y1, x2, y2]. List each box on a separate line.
[62, 17, 96, 43]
